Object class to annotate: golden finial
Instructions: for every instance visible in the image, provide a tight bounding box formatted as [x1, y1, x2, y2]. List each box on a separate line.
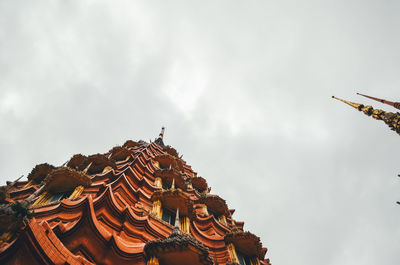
[332, 95, 400, 136]
[332, 96, 364, 110]
[357, 93, 400, 110]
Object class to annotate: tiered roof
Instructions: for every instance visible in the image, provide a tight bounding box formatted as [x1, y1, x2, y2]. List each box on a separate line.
[0, 129, 270, 265]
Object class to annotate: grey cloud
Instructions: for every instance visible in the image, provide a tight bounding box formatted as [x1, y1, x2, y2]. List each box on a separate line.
[1, 1, 400, 265]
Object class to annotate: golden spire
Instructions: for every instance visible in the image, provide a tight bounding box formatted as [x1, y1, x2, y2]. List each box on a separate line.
[332, 95, 400, 136]
[331, 96, 364, 110]
[357, 93, 400, 110]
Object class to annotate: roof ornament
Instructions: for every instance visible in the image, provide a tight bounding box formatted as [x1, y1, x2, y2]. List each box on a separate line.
[83, 162, 93, 174]
[1, 175, 24, 202]
[175, 208, 180, 229]
[155, 127, 165, 146]
[332, 95, 400, 136]
[6, 175, 24, 190]
[144, 206, 214, 265]
[171, 178, 175, 190]
[357, 93, 400, 110]
[332, 96, 363, 110]
[159, 127, 165, 140]
[230, 218, 239, 232]
[26, 184, 46, 203]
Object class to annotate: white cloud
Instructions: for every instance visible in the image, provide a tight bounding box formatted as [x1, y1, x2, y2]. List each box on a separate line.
[0, 91, 21, 113]
[162, 60, 208, 116]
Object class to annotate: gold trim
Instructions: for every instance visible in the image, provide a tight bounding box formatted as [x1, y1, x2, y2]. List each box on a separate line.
[179, 216, 190, 234]
[23, 180, 33, 188]
[102, 166, 113, 173]
[251, 257, 261, 265]
[227, 243, 239, 264]
[202, 204, 209, 216]
[0, 232, 12, 242]
[146, 256, 159, 265]
[152, 200, 162, 219]
[32, 192, 51, 206]
[154, 177, 162, 188]
[219, 215, 227, 225]
[69, 185, 84, 200]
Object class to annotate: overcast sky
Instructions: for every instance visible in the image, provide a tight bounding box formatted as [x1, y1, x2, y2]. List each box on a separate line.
[1, 1, 400, 264]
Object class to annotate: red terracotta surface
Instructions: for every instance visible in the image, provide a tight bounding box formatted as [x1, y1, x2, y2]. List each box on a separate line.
[0, 137, 270, 265]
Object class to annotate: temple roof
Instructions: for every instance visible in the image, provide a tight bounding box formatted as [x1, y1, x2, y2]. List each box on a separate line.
[145, 209, 213, 265]
[27, 163, 56, 184]
[225, 229, 266, 260]
[81, 154, 117, 174]
[43, 167, 92, 193]
[67, 154, 87, 169]
[199, 195, 230, 217]
[108, 146, 132, 162]
[151, 189, 194, 218]
[154, 154, 185, 172]
[0, 128, 270, 265]
[123, 140, 141, 149]
[191, 176, 208, 193]
[154, 168, 187, 190]
[145, 226, 213, 265]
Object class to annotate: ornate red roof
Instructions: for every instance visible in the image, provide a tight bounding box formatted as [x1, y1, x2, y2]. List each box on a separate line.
[0, 130, 271, 265]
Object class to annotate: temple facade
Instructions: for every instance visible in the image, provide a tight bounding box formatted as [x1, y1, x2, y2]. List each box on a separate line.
[0, 128, 270, 265]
